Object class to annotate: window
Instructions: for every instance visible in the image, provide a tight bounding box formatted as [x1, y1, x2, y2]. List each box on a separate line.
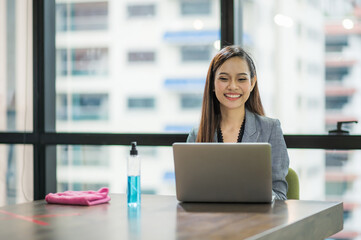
[58, 182, 109, 192]
[326, 35, 348, 52]
[138, 147, 158, 158]
[55, 0, 220, 133]
[164, 125, 193, 132]
[57, 48, 108, 76]
[181, 0, 211, 15]
[127, 4, 156, 18]
[326, 151, 349, 167]
[326, 96, 350, 110]
[128, 97, 155, 110]
[181, 45, 211, 62]
[56, 94, 68, 120]
[56, 146, 175, 195]
[57, 145, 109, 166]
[0, 0, 33, 206]
[56, 3, 67, 32]
[325, 181, 351, 196]
[325, 67, 349, 81]
[0, 0, 32, 132]
[72, 94, 109, 120]
[2, 3, 361, 239]
[56, 49, 68, 76]
[2, 5, 361, 238]
[72, 48, 108, 76]
[128, 51, 156, 63]
[56, 2, 108, 31]
[0, 145, 33, 206]
[181, 94, 203, 109]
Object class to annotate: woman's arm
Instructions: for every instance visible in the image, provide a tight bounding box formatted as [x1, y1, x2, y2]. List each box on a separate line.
[269, 119, 290, 200]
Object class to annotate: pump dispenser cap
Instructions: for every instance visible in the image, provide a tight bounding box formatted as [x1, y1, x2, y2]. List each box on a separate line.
[130, 142, 138, 155]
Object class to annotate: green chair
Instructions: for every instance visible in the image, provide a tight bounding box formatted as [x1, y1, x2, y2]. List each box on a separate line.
[286, 168, 300, 200]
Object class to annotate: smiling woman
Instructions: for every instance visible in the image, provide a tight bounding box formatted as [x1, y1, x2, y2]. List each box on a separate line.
[188, 46, 265, 143]
[214, 57, 255, 112]
[214, 57, 255, 143]
[186, 45, 289, 200]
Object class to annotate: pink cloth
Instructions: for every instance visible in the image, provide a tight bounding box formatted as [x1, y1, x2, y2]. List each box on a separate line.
[45, 187, 111, 206]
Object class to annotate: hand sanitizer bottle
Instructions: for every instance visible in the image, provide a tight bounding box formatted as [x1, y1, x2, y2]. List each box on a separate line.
[127, 142, 141, 207]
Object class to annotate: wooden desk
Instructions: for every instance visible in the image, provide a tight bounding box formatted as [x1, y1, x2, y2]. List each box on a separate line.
[0, 194, 343, 240]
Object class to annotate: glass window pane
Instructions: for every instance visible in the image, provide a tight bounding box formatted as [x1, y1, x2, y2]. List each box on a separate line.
[181, 0, 211, 15]
[56, 2, 108, 31]
[242, 1, 361, 134]
[72, 94, 109, 120]
[56, 3, 68, 32]
[325, 35, 348, 52]
[56, 94, 68, 120]
[181, 45, 211, 62]
[0, 144, 33, 206]
[56, 145, 175, 195]
[127, 4, 156, 18]
[55, 0, 220, 133]
[127, 97, 155, 110]
[128, 51, 156, 63]
[56, 49, 68, 76]
[72, 48, 108, 76]
[180, 94, 203, 109]
[288, 149, 361, 239]
[0, 0, 33, 132]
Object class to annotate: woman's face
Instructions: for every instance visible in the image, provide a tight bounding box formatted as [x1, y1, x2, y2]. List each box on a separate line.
[214, 57, 256, 112]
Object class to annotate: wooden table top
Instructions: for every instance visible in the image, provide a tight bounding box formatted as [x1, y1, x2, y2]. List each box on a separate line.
[0, 194, 343, 240]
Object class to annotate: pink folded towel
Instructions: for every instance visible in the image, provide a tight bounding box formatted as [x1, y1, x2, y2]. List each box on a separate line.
[45, 187, 111, 206]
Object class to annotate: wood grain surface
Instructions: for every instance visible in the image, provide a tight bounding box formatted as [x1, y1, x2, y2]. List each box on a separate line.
[0, 194, 343, 240]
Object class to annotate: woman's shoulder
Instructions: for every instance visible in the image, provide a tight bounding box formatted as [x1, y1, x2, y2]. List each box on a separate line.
[247, 109, 280, 127]
[186, 126, 199, 142]
[255, 113, 280, 125]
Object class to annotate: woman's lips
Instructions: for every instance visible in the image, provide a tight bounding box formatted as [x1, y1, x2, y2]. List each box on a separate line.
[224, 93, 241, 101]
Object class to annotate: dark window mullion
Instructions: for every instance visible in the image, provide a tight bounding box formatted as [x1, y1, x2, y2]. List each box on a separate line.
[2, 132, 361, 149]
[33, 0, 45, 200]
[220, 0, 234, 47]
[43, 0, 57, 198]
[33, 0, 57, 200]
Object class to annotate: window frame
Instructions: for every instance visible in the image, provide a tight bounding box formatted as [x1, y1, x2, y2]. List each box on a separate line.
[0, 0, 361, 200]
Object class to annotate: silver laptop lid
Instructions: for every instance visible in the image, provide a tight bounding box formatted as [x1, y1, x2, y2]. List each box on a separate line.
[173, 143, 272, 203]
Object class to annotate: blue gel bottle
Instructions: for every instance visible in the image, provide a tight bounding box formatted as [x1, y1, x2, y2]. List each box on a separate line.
[127, 142, 141, 207]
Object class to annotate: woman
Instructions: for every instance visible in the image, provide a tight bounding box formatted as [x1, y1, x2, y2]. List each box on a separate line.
[187, 45, 289, 200]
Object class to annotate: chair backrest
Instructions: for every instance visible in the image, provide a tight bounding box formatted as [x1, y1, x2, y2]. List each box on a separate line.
[285, 168, 300, 200]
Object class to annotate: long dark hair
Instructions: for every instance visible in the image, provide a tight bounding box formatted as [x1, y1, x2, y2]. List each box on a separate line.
[196, 45, 264, 142]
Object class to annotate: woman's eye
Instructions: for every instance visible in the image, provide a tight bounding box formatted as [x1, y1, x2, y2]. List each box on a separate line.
[219, 77, 228, 81]
[238, 78, 247, 81]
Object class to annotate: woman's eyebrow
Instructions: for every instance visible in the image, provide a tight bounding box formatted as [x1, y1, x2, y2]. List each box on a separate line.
[217, 72, 230, 76]
[237, 73, 248, 76]
[217, 72, 249, 76]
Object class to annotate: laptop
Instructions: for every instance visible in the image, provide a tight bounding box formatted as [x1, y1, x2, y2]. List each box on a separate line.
[172, 143, 273, 203]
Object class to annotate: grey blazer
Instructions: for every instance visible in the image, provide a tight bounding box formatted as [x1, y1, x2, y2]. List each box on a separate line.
[187, 108, 290, 200]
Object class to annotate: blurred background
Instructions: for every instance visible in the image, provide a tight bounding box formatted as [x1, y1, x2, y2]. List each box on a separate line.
[1, 0, 361, 239]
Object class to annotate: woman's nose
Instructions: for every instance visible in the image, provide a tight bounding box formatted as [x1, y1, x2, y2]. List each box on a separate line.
[228, 79, 238, 89]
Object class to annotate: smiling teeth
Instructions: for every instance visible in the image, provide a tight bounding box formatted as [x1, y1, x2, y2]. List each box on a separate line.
[225, 94, 241, 98]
